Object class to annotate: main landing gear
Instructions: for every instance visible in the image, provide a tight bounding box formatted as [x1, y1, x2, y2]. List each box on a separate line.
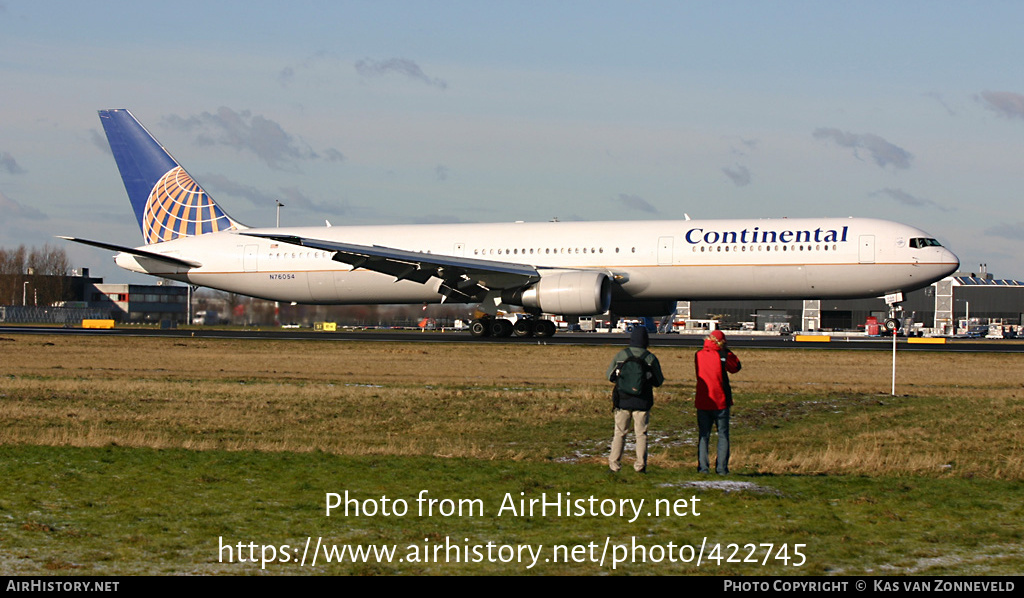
[469, 316, 556, 338]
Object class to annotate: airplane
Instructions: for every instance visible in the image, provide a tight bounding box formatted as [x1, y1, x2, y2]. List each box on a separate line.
[63, 109, 960, 337]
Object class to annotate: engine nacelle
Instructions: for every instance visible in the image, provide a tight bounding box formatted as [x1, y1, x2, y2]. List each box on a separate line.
[503, 271, 612, 315]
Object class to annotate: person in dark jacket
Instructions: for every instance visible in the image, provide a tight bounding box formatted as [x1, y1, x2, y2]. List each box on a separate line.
[694, 330, 741, 474]
[606, 327, 664, 473]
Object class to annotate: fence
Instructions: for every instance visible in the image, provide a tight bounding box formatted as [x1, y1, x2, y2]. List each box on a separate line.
[0, 306, 113, 325]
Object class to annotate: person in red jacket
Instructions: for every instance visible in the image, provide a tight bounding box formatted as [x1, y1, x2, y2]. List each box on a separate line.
[694, 330, 742, 474]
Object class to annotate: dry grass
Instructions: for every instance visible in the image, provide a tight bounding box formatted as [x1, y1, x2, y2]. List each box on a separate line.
[731, 350, 1024, 478]
[1, 334, 1022, 478]
[0, 336, 612, 459]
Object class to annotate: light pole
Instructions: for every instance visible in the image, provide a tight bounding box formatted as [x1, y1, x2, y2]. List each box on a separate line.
[274, 200, 284, 327]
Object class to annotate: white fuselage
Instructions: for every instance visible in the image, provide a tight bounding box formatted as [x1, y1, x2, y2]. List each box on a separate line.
[114, 217, 960, 308]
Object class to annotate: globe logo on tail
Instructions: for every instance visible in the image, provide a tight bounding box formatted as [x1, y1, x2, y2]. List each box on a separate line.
[143, 167, 239, 244]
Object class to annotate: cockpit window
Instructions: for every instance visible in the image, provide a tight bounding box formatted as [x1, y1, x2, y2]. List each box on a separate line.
[910, 238, 942, 249]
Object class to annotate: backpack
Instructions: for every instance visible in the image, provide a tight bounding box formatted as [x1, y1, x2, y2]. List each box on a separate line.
[614, 351, 651, 397]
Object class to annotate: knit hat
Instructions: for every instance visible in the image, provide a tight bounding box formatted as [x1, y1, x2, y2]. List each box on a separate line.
[708, 330, 727, 347]
[630, 326, 650, 348]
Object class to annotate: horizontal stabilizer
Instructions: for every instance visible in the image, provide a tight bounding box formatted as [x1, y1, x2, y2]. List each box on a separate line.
[58, 236, 202, 269]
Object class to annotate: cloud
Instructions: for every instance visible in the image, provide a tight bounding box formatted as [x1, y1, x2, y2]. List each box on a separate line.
[277, 186, 349, 216]
[871, 188, 953, 212]
[161, 107, 339, 171]
[724, 136, 759, 157]
[813, 128, 913, 170]
[985, 222, 1024, 241]
[322, 148, 345, 163]
[88, 129, 112, 156]
[198, 173, 278, 206]
[0, 152, 26, 174]
[0, 190, 46, 220]
[924, 91, 957, 116]
[977, 90, 1024, 120]
[721, 164, 751, 187]
[355, 58, 448, 90]
[277, 50, 333, 88]
[277, 66, 295, 87]
[614, 193, 658, 214]
[199, 173, 348, 217]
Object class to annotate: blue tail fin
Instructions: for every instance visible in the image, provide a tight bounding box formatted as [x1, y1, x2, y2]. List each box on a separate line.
[98, 109, 244, 245]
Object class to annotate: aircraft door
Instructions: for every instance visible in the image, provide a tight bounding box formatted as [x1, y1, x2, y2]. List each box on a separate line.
[243, 245, 259, 272]
[308, 271, 337, 302]
[858, 235, 875, 264]
[658, 236, 674, 265]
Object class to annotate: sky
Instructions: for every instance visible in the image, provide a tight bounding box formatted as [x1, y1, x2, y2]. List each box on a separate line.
[2, 1, 1024, 283]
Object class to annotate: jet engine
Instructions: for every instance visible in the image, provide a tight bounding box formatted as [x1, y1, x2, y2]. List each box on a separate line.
[502, 271, 612, 315]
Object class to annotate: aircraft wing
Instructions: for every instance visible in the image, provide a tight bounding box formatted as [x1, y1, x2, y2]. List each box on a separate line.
[241, 232, 541, 302]
[58, 236, 203, 269]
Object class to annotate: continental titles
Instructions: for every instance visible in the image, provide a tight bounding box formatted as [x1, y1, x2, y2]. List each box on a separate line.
[685, 225, 849, 246]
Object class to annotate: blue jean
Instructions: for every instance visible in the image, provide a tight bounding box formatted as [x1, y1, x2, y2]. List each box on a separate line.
[697, 408, 730, 474]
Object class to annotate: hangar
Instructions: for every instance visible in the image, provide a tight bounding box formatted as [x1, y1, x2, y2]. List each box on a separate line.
[679, 267, 1024, 336]
[87, 283, 188, 325]
[0, 268, 187, 325]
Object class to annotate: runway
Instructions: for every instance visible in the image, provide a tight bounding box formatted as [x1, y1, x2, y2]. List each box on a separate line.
[2, 325, 1022, 352]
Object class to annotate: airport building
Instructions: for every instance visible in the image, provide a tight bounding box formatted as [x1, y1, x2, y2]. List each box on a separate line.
[0, 268, 101, 308]
[0, 268, 107, 325]
[88, 283, 188, 325]
[3, 265, 1022, 334]
[679, 267, 1024, 336]
[0, 269, 189, 325]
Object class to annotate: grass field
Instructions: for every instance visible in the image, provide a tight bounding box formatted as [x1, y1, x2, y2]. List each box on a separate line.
[1, 333, 1022, 575]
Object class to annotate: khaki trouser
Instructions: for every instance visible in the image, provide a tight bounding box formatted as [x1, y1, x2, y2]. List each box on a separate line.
[609, 408, 649, 472]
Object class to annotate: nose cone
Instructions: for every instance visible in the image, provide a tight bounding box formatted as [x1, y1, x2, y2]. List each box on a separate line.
[939, 247, 960, 277]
